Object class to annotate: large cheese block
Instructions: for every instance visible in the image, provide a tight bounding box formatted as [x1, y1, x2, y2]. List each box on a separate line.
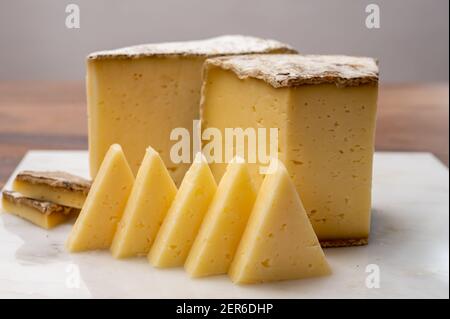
[87, 35, 296, 185]
[185, 157, 256, 278]
[111, 147, 177, 258]
[229, 158, 330, 284]
[66, 144, 134, 252]
[201, 54, 379, 246]
[149, 153, 217, 268]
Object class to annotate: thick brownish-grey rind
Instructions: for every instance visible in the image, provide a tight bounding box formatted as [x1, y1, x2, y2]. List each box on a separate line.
[87, 35, 297, 60]
[2, 190, 80, 215]
[15, 171, 91, 195]
[320, 237, 369, 248]
[204, 54, 379, 88]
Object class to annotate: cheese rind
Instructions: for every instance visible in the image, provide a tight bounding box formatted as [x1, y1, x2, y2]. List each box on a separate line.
[148, 154, 217, 267]
[2, 190, 78, 229]
[66, 144, 134, 252]
[229, 159, 330, 284]
[201, 55, 378, 245]
[12, 171, 90, 209]
[87, 36, 296, 185]
[184, 158, 256, 277]
[111, 147, 177, 258]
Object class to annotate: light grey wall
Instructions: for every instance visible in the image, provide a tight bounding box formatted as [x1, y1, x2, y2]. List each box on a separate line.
[0, 0, 448, 83]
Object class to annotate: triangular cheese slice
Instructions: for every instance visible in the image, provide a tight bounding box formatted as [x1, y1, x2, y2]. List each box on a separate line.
[148, 153, 217, 267]
[111, 147, 177, 258]
[184, 157, 256, 277]
[229, 158, 331, 284]
[66, 144, 134, 252]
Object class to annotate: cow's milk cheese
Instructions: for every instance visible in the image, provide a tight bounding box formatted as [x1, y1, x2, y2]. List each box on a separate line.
[201, 54, 378, 246]
[87, 35, 296, 185]
[149, 153, 217, 267]
[12, 171, 91, 209]
[2, 190, 79, 229]
[66, 144, 134, 252]
[111, 147, 177, 258]
[229, 159, 330, 284]
[185, 157, 256, 278]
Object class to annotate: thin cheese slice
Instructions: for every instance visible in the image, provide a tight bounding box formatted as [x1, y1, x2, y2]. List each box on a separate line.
[148, 153, 217, 267]
[111, 147, 177, 258]
[2, 190, 78, 229]
[229, 158, 331, 284]
[66, 144, 134, 252]
[185, 157, 256, 277]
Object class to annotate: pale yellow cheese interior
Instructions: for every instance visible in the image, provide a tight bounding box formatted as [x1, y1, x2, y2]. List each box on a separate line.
[87, 57, 204, 185]
[149, 154, 217, 268]
[12, 181, 86, 209]
[229, 159, 330, 284]
[111, 147, 177, 258]
[2, 197, 74, 229]
[66, 144, 134, 252]
[185, 158, 256, 278]
[201, 67, 378, 241]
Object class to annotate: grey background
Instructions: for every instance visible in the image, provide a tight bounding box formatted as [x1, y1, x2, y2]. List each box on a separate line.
[0, 0, 448, 83]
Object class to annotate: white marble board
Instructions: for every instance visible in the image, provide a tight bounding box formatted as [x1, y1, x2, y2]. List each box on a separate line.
[0, 151, 448, 298]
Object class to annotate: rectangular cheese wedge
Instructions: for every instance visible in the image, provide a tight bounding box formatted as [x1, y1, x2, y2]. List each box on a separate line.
[148, 153, 217, 268]
[111, 147, 177, 258]
[87, 35, 296, 185]
[66, 144, 134, 252]
[12, 171, 91, 209]
[201, 54, 378, 246]
[2, 190, 78, 229]
[229, 159, 330, 284]
[185, 157, 256, 278]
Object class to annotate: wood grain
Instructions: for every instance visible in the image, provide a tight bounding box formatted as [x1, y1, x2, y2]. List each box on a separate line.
[0, 82, 448, 188]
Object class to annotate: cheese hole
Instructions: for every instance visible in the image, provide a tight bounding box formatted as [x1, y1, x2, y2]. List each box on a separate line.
[261, 259, 271, 268]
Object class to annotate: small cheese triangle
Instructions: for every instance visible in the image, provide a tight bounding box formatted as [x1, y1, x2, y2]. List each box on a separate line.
[148, 153, 217, 267]
[66, 144, 134, 252]
[185, 157, 257, 277]
[111, 147, 177, 258]
[229, 158, 331, 284]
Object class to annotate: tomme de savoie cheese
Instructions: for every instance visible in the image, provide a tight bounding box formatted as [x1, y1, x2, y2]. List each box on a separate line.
[2, 190, 78, 229]
[229, 158, 330, 284]
[201, 54, 379, 246]
[87, 35, 296, 185]
[185, 157, 256, 278]
[111, 147, 177, 258]
[66, 144, 134, 252]
[149, 153, 216, 268]
[12, 171, 91, 209]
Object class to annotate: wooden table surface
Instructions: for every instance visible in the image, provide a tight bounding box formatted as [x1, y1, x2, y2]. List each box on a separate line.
[0, 82, 448, 188]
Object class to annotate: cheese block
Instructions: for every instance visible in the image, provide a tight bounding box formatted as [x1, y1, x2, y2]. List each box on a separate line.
[111, 147, 177, 258]
[66, 144, 134, 252]
[148, 153, 217, 267]
[201, 54, 379, 246]
[229, 159, 330, 284]
[2, 190, 78, 229]
[185, 157, 256, 278]
[87, 35, 296, 185]
[12, 171, 91, 209]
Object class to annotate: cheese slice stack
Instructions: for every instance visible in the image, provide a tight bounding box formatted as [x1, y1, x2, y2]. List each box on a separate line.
[149, 153, 217, 267]
[66, 144, 134, 252]
[87, 35, 296, 186]
[201, 54, 379, 246]
[111, 147, 177, 258]
[229, 158, 330, 284]
[185, 157, 256, 278]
